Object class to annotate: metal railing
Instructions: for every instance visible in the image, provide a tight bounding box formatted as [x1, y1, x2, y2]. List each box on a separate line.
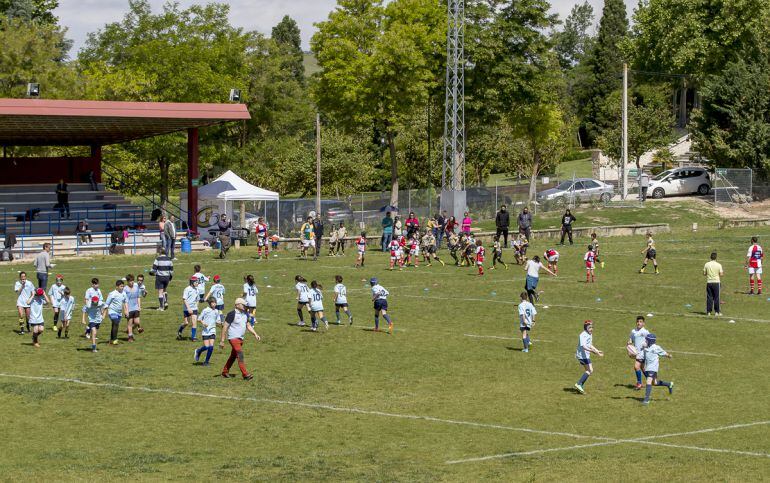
[102, 160, 184, 221]
[1, 230, 167, 258]
[2, 206, 145, 236]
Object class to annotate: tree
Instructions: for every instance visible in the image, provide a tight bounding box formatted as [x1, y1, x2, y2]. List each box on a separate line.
[553, 1, 594, 70]
[579, 0, 628, 144]
[691, 59, 770, 177]
[271, 15, 304, 82]
[597, 86, 675, 172]
[0, 0, 58, 24]
[311, 0, 445, 207]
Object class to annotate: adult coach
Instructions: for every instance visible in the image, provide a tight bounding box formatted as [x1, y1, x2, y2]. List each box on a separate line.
[33, 243, 53, 289]
[518, 207, 532, 242]
[163, 215, 177, 260]
[560, 209, 576, 245]
[704, 252, 723, 316]
[220, 297, 260, 380]
[495, 205, 510, 247]
[151, 249, 173, 310]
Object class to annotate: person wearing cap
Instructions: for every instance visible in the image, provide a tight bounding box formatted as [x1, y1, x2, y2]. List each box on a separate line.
[33, 242, 53, 289]
[48, 274, 66, 332]
[178, 277, 200, 341]
[104, 280, 128, 345]
[82, 295, 106, 352]
[26, 288, 50, 347]
[370, 278, 393, 334]
[219, 297, 260, 380]
[15, 271, 35, 335]
[573, 321, 604, 394]
[205, 275, 226, 323]
[638, 333, 674, 405]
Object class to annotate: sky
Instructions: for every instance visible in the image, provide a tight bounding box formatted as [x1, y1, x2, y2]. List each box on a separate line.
[56, 0, 640, 55]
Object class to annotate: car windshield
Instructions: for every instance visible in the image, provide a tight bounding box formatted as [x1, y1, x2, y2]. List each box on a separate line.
[555, 181, 573, 190]
[652, 170, 674, 181]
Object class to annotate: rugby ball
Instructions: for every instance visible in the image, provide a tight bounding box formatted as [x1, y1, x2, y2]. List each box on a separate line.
[626, 344, 638, 359]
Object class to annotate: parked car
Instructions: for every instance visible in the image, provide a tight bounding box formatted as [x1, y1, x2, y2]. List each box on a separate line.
[231, 210, 260, 233]
[278, 199, 354, 232]
[536, 178, 614, 205]
[648, 167, 711, 199]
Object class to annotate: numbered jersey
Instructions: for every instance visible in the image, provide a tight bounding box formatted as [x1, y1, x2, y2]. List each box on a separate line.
[309, 288, 324, 312]
[545, 249, 559, 262]
[242, 283, 258, 307]
[389, 240, 401, 258]
[475, 246, 485, 262]
[333, 283, 348, 305]
[584, 250, 596, 268]
[747, 244, 764, 268]
[296, 282, 310, 303]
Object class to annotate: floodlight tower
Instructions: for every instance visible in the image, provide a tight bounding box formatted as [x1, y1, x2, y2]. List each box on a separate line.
[441, 0, 466, 219]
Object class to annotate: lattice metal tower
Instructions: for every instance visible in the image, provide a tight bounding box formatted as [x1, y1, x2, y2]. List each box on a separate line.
[441, 0, 466, 218]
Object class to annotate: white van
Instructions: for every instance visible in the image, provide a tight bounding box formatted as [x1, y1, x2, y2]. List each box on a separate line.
[649, 167, 711, 199]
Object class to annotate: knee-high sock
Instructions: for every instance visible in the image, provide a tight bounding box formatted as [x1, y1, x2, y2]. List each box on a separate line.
[644, 384, 653, 401]
[190, 327, 197, 339]
[297, 308, 304, 322]
[335, 308, 340, 323]
[578, 372, 590, 385]
[205, 346, 214, 363]
[523, 337, 530, 349]
[374, 315, 379, 329]
[383, 314, 391, 324]
[635, 370, 642, 384]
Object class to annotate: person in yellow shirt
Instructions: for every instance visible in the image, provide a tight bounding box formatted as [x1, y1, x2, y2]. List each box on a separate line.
[703, 252, 724, 316]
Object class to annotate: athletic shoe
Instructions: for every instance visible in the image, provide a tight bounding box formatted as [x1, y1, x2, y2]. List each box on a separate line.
[176, 333, 183, 340]
[311, 327, 317, 332]
[324, 320, 329, 330]
[522, 348, 528, 353]
[574, 383, 585, 394]
[201, 362, 209, 366]
[51, 325, 57, 331]
[221, 373, 234, 378]
[349, 318, 354, 326]
[635, 383, 642, 390]
[642, 400, 650, 405]
[601, 261, 605, 268]
[33, 342, 40, 348]
[92, 348, 98, 353]
[439, 260, 445, 266]
[111, 340, 119, 345]
[191, 338, 197, 342]
[243, 374, 254, 381]
[749, 289, 754, 294]
[668, 381, 674, 395]
[137, 327, 144, 334]
[194, 349, 199, 362]
[297, 322, 306, 327]
[157, 307, 164, 311]
[388, 323, 393, 334]
[715, 312, 722, 317]
[127, 336, 134, 342]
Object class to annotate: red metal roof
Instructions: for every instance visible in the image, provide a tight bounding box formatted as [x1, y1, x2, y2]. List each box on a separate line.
[0, 98, 251, 146]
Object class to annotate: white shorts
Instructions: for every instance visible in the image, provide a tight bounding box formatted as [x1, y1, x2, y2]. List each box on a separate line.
[547, 255, 559, 263]
[410, 248, 419, 256]
[302, 239, 315, 248]
[257, 237, 267, 247]
[310, 305, 324, 312]
[357, 249, 365, 255]
[748, 266, 762, 275]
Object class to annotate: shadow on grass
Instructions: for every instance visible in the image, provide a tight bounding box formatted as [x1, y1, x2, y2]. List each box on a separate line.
[562, 387, 584, 394]
[505, 346, 524, 352]
[613, 383, 639, 390]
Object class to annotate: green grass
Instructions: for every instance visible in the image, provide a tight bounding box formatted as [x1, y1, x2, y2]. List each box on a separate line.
[2, 220, 770, 480]
[555, 157, 593, 179]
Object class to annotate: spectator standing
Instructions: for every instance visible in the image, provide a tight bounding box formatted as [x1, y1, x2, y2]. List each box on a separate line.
[88, 170, 98, 191]
[436, 211, 447, 248]
[55, 179, 70, 219]
[381, 211, 394, 252]
[495, 205, 510, 247]
[33, 243, 53, 289]
[393, 216, 402, 237]
[158, 216, 166, 250]
[77, 219, 93, 244]
[704, 252, 724, 316]
[461, 212, 472, 235]
[405, 212, 419, 238]
[313, 215, 324, 260]
[518, 207, 533, 242]
[560, 209, 576, 245]
[164, 215, 177, 260]
[640, 173, 650, 202]
[151, 249, 173, 310]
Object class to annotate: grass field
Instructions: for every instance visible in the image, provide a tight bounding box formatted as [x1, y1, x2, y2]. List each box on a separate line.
[2, 221, 769, 480]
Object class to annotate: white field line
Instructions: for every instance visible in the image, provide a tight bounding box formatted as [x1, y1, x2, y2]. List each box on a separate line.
[615, 347, 722, 358]
[464, 334, 551, 343]
[0, 372, 610, 442]
[446, 420, 770, 464]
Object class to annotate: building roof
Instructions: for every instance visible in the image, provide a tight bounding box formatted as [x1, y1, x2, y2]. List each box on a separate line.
[0, 98, 251, 146]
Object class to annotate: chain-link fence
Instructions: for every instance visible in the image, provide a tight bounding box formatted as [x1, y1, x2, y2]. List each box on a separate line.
[713, 168, 753, 204]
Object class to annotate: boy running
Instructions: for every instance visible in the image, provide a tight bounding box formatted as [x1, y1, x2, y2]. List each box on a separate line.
[123, 274, 144, 342]
[27, 288, 49, 347]
[58, 287, 75, 339]
[475, 239, 485, 275]
[82, 296, 105, 353]
[83, 278, 102, 339]
[355, 232, 367, 268]
[422, 231, 443, 267]
[584, 245, 596, 283]
[491, 236, 508, 270]
[639, 333, 674, 405]
[370, 278, 393, 334]
[333, 275, 353, 325]
[574, 321, 604, 394]
[192, 264, 209, 303]
[105, 280, 128, 345]
[194, 297, 220, 366]
[627, 316, 650, 390]
[745, 236, 763, 294]
[177, 277, 200, 341]
[517, 292, 537, 353]
[15, 271, 35, 334]
[448, 232, 460, 266]
[48, 275, 65, 332]
[639, 232, 659, 274]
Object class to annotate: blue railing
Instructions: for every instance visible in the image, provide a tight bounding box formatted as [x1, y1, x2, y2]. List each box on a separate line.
[2, 206, 145, 236]
[1, 230, 167, 258]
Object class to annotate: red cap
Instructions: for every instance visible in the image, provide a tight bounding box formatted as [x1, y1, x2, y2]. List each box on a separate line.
[190, 276, 198, 282]
[55, 274, 64, 279]
[35, 288, 44, 296]
[91, 296, 99, 302]
[213, 275, 221, 281]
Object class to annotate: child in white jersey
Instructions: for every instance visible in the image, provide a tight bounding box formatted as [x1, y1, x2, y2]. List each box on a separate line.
[192, 264, 209, 303]
[333, 275, 353, 325]
[309, 280, 329, 332]
[295, 275, 310, 326]
[15, 271, 35, 334]
[640, 333, 674, 405]
[370, 277, 393, 334]
[627, 316, 650, 390]
[48, 274, 66, 332]
[205, 275, 226, 322]
[27, 288, 50, 347]
[177, 278, 200, 341]
[194, 297, 220, 366]
[58, 287, 75, 339]
[242, 274, 258, 326]
[574, 321, 604, 394]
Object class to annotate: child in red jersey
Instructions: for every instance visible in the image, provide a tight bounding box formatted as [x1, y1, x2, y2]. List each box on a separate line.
[475, 239, 485, 275]
[745, 236, 764, 294]
[355, 232, 367, 268]
[584, 245, 596, 283]
[388, 238, 401, 271]
[408, 234, 420, 267]
[544, 248, 559, 275]
[255, 217, 269, 259]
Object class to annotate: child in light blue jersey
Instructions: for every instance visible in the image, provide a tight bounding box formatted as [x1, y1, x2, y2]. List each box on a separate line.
[333, 275, 353, 325]
[242, 274, 258, 326]
[83, 278, 102, 339]
[178, 278, 200, 341]
[627, 316, 650, 390]
[193, 264, 209, 303]
[574, 321, 604, 394]
[205, 275, 226, 323]
[194, 297, 220, 365]
[48, 274, 66, 333]
[105, 280, 128, 345]
[640, 333, 674, 405]
[58, 287, 75, 339]
[82, 296, 106, 352]
[27, 288, 50, 347]
[517, 291, 537, 353]
[123, 274, 144, 342]
[309, 280, 328, 332]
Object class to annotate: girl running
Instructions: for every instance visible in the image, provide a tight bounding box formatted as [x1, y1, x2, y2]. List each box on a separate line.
[355, 232, 367, 268]
[58, 287, 75, 339]
[194, 297, 220, 366]
[524, 255, 556, 303]
[333, 275, 353, 325]
[15, 271, 35, 335]
[295, 275, 310, 326]
[309, 280, 329, 331]
[242, 274, 258, 325]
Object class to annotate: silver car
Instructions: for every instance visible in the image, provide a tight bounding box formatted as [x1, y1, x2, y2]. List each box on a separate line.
[648, 167, 711, 199]
[536, 178, 615, 205]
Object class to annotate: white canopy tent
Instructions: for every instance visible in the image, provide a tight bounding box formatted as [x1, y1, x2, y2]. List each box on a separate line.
[180, 170, 280, 237]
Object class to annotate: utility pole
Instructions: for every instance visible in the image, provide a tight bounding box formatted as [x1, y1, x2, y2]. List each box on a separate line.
[621, 63, 629, 200]
[316, 113, 321, 216]
[440, 0, 466, 220]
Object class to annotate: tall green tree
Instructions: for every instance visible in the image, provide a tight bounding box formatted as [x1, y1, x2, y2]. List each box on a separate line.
[271, 15, 305, 82]
[553, 1, 594, 70]
[579, 0, 628, 144]
[692, 58, 770, 177]
[0, 0, 58, 23]
[311, 0, 445, 207]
